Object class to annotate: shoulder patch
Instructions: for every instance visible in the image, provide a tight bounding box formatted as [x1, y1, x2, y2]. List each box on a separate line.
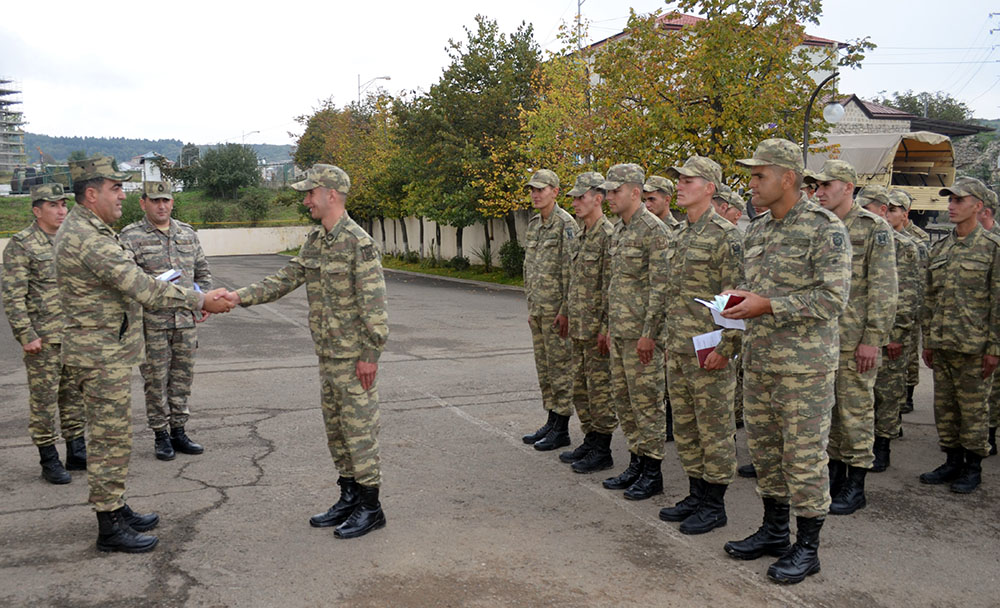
[832, 231, 845, 250]
[982, 230, 1000, 248]
[875, 230, 889, 246]
[361, 244, 377, 261]
[731, 241, 742, 258]
[565, 224, 575, 240]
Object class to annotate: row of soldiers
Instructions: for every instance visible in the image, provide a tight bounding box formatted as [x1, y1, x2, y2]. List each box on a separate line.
[520, 137, 998, 585]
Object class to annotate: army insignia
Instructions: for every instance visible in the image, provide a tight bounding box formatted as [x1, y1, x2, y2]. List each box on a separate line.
[566, 226, 575, 239]
[361, 244, 376, 261]
[875, 230, 889, 246]
[832, 233, 844, 249]
[731, 242, 742, 257]
[157, 183, 165, 192]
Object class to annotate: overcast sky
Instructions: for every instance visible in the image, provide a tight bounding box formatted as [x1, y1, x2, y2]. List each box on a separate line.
[2, 0, 997, 146]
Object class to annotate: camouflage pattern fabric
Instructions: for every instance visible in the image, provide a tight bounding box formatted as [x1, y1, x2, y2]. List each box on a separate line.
[904, 226, 929, 388]
[611, 338, 665, 459]
[904, 222, 930, 247]
[140, 327, 197, 431]
[931, 351, 993, 456]
[291, 164, 351, 193]
[529, 315, 574, 417]
[319, 355, 381, 486]
[236, 212, 387, 486]
[30, 182, 68, 203]
[734, 364, 744, 426]
[828, 349, 880, 467]
[606, 205, 669, 340]
[24, 343, 84, 446]
[987, 223, 1000, 428]
[667, 353, 737, 484]
[3, 222, 64, 345]
[571, 338, 616, 434]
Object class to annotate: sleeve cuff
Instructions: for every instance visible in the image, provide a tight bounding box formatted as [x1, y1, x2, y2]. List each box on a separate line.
[360, 348, 381, 363]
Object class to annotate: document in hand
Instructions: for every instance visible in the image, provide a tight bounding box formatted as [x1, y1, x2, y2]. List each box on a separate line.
[155, 269, 182, 283]
[693, 329, 723, 368]
[693, 293, 746, 331]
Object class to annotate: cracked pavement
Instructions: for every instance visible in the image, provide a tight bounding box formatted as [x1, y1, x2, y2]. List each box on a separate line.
[1, 254, 998, 607]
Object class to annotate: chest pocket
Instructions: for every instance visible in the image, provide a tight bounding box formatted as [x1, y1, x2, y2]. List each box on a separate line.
[617, 245, 645, 277]
[174, 238, 196, 254]
[685, 245, 713, 263]
[30, 251, 57, 281]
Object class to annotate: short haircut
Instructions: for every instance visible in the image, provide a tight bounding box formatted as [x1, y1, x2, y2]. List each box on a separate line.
[592, 187, 607, 197]
[31, 198, 46, 208]
[73, 177, 106, 203]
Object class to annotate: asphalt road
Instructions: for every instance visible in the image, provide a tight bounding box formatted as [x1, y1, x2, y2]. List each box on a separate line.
[1, 254, 998, 607]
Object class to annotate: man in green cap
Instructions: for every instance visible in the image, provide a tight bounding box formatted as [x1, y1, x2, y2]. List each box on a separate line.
[121, 181, 213, 461]
[720, 139, 851, 584]
[807, 166, 898, 516]
[892, 189, 928, 415]
[559, 171, 618, 473]
[600, 163, 670, 501]
[977, 185, 1000, 455]
[3, 182, 86, 484]
[521, 169, 578, 452]
[712, 186, 746, 227]
[222, 163, 389, 539]
[656, 155, 743, 535]
[56, 156, 233, 553]
[919, 176, 1000, 493]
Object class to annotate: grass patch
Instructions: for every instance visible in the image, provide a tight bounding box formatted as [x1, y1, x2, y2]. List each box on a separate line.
[382, 255, 523, 287]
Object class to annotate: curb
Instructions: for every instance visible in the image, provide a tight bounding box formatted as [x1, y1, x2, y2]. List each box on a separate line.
[383, 268, 524, 292]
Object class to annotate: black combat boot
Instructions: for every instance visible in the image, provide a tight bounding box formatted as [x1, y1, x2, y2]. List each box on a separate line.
[950, 450, 983, 494]
[724, 497, 791, 560]
[989, 427, 997, 456]
[334, 485, 386, 539]
[154, 430, 175, 461]
[766, 516, 824, 584]
[665, 400, 674, 442]
[680, 482, 728, 535]
[310, 477, 361, 527]
[659, 477, 704, 522]
[534, 413, 570, 451]
[919, 447, 964, 484]
[871, 436, 891, 473]
[737, 463, 757, 478]
[96, 508, 159, 553]
[572, 432, 613, 473]
[38, 445, 71, 484]
[603, 452, 641, 490]
[828, 459, 847, 498]
[830, 466, 867, 515]
[559, 432, 594, 463]
[120, 503, 160, 532]
[624, 455, 663, 500]
[171, 427, 204, 455]
[902, 385, 914, 414]
[64, 436, 87, 471]
[522, 410, 556, 444]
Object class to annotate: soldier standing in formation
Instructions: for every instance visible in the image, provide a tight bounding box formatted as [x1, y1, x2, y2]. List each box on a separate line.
[976, 187, 1000, 456]
[2, 183, 86, 484]
[55, 156, 231, 553]
[223, 164, 389, 538]
[121, 181, 212, 461]
[902, 202, 931, 413]
[919, 176, 1000, 493]
[657, 156, 743, 535]
[559, 172, 617, 473]
[601, 164, 670, 500]
[721, 139, 851, 584]
[711, 186, 746, 227]
[808, 165, 898, 516]
[521, 170, 578, 452]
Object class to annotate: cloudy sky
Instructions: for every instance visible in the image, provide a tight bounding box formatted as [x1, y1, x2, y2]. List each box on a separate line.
[2, 0, 997, 146]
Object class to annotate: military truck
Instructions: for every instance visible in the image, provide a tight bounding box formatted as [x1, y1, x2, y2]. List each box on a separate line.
[8, 165, 72, 195]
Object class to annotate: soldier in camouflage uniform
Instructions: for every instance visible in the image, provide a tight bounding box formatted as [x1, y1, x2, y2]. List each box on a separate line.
[902, 200, 931, 412]
[558, 172, 617, 473]
[919, 176, 1000, 494]
[225, 164, 389, 539]
[721, 139, 851, 584]
[860, 189, 921, 472]
[807, 167, 898, 516]
[976, 187, 1000, 456]
[600, 164, 670, 501]
[55, 156, 232, 553]
[656, 156, 743, 535]
[521, 169, 578, 452]
[121, 181, 213, 461]
[2, 183, 86, 484]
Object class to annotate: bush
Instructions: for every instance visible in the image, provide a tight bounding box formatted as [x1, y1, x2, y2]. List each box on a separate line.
[470, 242, 493, 271]
[499, 239, 525, 278]
[449, 255, 471, 271]
[114, 192, 144, 231]
[420, 255, 439, 269]
[237, 187, 272, 226]
[272, 188, 301, 207]
[403, 250, 420, 264]
[201, 203, 228, 224]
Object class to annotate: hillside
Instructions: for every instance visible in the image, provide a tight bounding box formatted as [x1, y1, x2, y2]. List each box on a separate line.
[23, 133, 294, 164]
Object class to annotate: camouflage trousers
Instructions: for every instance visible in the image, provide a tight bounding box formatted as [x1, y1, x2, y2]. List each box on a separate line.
[23, 342, 84, 447]
[734, 361, 744, 426]
[874, 345, 907, 439]
[988, 366, 1000, 428]
[140, 326, 197, 431]
[744, 368, 834, 518]
[610, 338, 665, 460]
[528, 315, 573, 417]
[319, 356, 381, 487]
[828, 350, 879, 469]
[571, 338, 617, 435]
[906, 328, 921, 388]
[930, 350, 992, 457]
[66, 365, 133, 512]
[666, 351, 737, 484]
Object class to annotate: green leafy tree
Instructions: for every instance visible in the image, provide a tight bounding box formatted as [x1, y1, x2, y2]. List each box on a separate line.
[873, 90, 973, 123]
[67, 150, 88, 162]
[197, 143, 260, 199]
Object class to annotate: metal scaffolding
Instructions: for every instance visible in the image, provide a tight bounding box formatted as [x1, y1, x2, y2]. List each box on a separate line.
[0, 78, 27, 174]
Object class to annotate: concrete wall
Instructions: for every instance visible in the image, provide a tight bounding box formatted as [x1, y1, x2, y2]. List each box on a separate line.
[371, 211, 534, 262]
[830, 101, 911, 135]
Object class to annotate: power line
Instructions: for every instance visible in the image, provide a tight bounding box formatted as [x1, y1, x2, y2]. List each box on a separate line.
[864, 60, 1000, 65]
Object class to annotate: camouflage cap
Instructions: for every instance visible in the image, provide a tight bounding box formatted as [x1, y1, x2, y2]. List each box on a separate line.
[68, 155, 132, 182]
[566, 171, 605, 197]
[887, 189, 913, 211]
[143, 181, 173, 200]
[642, 175, 675, 195]
[666, 156, 722, 190]
[855, 185, 890, 207]
[985, 187, 999, 214]
[30, 182, 68, 203]
[600, 163, 645, 190]
[291, 163, 351, 193]
[719, 190, 746, 212]
[525, 169, 559, 189]
[804, 159, 857, 185]
[736, 138, 804, 173]
[940, 176, 991, 203]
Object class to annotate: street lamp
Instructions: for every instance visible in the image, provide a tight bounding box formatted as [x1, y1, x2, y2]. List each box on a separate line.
[242, 130, 260, 144]
[358, 75, 391, 104]
[802, 71, 844, 164]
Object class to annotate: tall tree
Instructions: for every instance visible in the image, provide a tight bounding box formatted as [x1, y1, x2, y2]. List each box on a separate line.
[873, 90, 973, 123]
[197, 143, 260, 200]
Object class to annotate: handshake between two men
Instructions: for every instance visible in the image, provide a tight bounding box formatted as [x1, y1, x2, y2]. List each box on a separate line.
[199, 288, 239, 316]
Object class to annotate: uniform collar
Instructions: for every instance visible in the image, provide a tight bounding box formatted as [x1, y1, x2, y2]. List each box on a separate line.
[323, 211, 351, 241]
[75, 204, 118, 237]
[684, 205, 716, 234]
[142, 215, 175, 235]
